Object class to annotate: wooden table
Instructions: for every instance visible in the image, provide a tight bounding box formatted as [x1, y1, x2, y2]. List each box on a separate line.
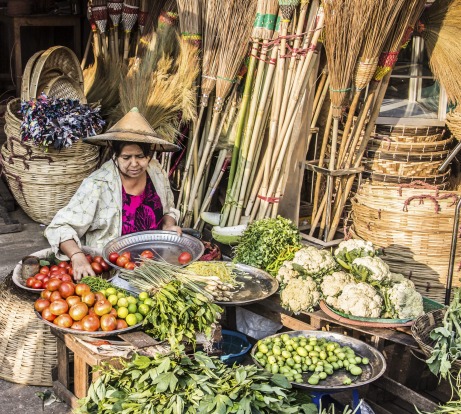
[0, 14, 81, 96]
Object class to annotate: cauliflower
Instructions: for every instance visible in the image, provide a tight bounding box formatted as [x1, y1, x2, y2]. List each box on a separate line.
[320, 271, 356, 308]
[351, 256, 391, 285]
[290, 246, 337, 277]
[280, 277, 321, 313]
[334, 239, 375, 270]
[336, 282, 383, 318]
[382, 280, 424, 319]
[276, 261, 300, 286]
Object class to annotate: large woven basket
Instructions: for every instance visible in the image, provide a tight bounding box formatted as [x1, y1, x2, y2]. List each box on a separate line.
[0, 143, 99, 224]
[368, 135, 455, 153]
[362, 170, 451, 188]
[446, 111, 461, 141]
[374, 124, 446, 143]
[411, 308, 461, 372]
[351, 182, 461, 303]
[364, 158, 444, 177]
[0, 274, 57, 386]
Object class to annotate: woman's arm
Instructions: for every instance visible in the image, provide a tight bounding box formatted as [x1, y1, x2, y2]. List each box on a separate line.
[162, 214, 182, 236]
[60, 239, 96, 281]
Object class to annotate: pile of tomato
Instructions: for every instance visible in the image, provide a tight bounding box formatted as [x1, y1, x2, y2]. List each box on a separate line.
[35, 280, 150, 332]
[107, 249, 192, 268]
[24, 255, 111, 290]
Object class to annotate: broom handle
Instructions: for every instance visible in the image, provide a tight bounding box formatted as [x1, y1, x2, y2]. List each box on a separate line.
[109, 28, 116, 60]
[81, 32, 93, 69]
[307, 73, 329, 145]
[176, 105, 206, 209]
[123, 30, 131, 61]
[101, 32, 109, 60]
[336, 91, 360, 169]
[310, 106, 332, 236]
[93, 30, 102, 58]
[326, 76, 388, 241]
[114, 26, 120, 58]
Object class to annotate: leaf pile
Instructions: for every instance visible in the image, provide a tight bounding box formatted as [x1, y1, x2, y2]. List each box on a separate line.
[77, 352, 317, 414]
[233, 216, 301, 271]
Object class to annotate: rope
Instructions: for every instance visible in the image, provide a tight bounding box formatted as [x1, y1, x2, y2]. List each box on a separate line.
[398, 181, 441, 196]
[257, 194, 281, 203]
[403, 195, 440, 214]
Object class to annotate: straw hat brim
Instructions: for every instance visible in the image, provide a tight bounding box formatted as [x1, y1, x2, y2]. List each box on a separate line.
[83, 130, 180, 152]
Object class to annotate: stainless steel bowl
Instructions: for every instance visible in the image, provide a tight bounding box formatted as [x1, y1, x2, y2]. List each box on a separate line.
[103, 230, 205, 271]
[251, 330, 386, 392]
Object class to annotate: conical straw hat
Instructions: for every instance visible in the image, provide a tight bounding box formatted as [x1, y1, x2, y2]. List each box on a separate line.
[84, 107, 180, 152]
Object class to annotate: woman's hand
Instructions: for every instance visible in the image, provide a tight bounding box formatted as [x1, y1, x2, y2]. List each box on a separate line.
[162, 215, 182, 236]
[71, 252, 96, 281]
[163, 223, 182, 236]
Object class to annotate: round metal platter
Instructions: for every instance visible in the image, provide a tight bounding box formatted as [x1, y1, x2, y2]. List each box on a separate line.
[251, 330, 386, 392]
[103, 231, 205, 271]
[35, 310, 142, 337]
[214, 263, 279, 306]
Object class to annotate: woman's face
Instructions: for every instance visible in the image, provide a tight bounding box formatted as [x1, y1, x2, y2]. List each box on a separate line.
[116, 144, 150, 178]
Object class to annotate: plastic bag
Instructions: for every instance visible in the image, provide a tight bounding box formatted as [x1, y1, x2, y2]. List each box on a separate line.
[236, 307, 282, 340]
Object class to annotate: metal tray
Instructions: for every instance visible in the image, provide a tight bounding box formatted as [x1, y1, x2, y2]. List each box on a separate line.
[103, 231, 205, 270]
[251, 330, 386, 392]
[214, 263, 279, 306]
[35, 310, 142, 337]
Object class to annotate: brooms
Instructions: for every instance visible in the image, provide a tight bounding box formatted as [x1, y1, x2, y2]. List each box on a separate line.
[121, 0, 139, 61]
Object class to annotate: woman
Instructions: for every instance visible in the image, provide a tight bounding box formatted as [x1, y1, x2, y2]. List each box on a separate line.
[45, 108, 181, 280]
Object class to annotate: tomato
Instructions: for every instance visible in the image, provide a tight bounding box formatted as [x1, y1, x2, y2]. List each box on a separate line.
[71, 321, 84, 330]
[121, 251, 131, 260]
[66, 295, 81, 307]
[69, 303, 89, 321]
[49, 291, 63, 302]
[68, 267, 74, 276]
[100, 314, 117, 331]
[178, 251, 192, 265]
[116, 319, 128, 330]
[81, 292, 96, 307]
[61, 274, 73, 283]
[93, 256, 105, 265]
[116, 256, 129, 268]
[47, 278, 62, 292]
[41, 290, 52, 300]
[41, 307, 56, 322]
[108, 252, 119, 264]
[49, 299, 69, 316]
[109, 308, 118, 317]
[26, 277, 36, 288]
[34, 298, 50, 312]
[94, 299, 112, 316]
[140, 250, 154, 259]
[82, 315, 100, 331]
[91, 262, 103, 274]
[59, 282, 75, 299]
[58, 261, 68, 268]
[100, 260, 110, 272]
[75, 283, 91, 296]
[124, 262, 136, 270]
[50, 265, 59, 272]
[85, 254, 93, 264]
[54, 314, 73, 328]
[31, 279, 43, 289]
[94, 292, 106, 301]
[40, 266, 50, 275]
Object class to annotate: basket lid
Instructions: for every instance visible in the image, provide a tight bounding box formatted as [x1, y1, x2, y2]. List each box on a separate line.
[40, 74, 87, 103]
[21, 50, 44, 102]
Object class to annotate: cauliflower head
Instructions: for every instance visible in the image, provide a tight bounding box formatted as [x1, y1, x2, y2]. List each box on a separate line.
[382, 282, 424, 319]
[280, 276, 320, 313]
[320, 271, 356, 300]
[276, 261, 300, 286]
[389, 273, 415, 289]
[334, 239, 375, 270]
[352, 256, 391, 285]
[291, 246, 337, 277]
[336, 282, 383, 318]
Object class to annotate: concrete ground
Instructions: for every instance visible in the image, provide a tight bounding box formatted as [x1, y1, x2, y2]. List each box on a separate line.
[0, 208, 72, 414]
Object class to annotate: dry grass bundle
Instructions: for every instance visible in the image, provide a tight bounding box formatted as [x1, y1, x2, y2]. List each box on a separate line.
[113, 33, 199, 141]
[420, 0, 461, 104]
[177, 0, 201, 44]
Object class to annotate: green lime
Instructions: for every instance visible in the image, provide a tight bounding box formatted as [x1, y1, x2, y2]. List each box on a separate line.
[143, 298, 154, 307]
[127, 296, 137, 305]
[126, 314, 137, 326]
[117, 292, 125, 299]
[128, 303, 137, 314]
[138, 292, 149, 301]
[106, 287, 117, 296]
[107, 294, 119, 306]
[137, 303, 150, 316]
[135, 313, 143, 323]
[117, 297, 129, 308]
[117, 307, 129, 319]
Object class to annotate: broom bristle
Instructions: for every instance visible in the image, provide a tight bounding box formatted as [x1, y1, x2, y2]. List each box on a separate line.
[252, 0, 267, 39]
[177, 0, 201, 45]
[421, 0, 461, 104]
[214, 0, 257, 110]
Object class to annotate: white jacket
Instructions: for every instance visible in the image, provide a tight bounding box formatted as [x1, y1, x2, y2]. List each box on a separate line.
[45, 158, 179, 259]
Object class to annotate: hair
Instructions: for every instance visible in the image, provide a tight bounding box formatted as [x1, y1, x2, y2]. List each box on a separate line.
[111, 141, 154, 158]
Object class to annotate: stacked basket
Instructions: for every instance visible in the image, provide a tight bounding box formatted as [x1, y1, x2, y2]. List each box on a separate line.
[363, 125, 452, 187]
[0, 46, 100, 225]
[350, 181, 461, 303]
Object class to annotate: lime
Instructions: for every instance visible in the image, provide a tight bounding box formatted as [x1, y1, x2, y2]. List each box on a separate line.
[108, 294, 119, 306]
[127, 296, 137, 305]
[126, 314, 137, 326]
[106, 287, 117, 296]
[143, 298, 154, 307]
[127, 303, 137, 314]
[117, 307, 129, 319]
[137, 303, 149, 316]
[138, 292, 149, 301]
[135, 313, 143, 323]
[117, 292, 125, 299]
[117, 297, 129, 308]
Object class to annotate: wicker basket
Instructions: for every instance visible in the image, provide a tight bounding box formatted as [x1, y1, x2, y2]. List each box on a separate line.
[0, 143, 99, 224]
[364, 158, 444, 177]
[0, 274, 57, 386]
[446, 111, 461, 141]
[374, 124, 446, 143]
[21, 50, 44, 102]
[410, 309, 461, 372]
[368, 135, 455, 153]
